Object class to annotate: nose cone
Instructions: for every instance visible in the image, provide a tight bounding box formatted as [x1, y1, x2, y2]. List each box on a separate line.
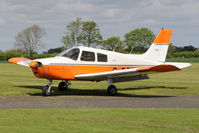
[29, 61, 38, 68]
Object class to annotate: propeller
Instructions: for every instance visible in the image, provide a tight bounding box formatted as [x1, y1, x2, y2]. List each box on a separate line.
[29, 61, 42, 69]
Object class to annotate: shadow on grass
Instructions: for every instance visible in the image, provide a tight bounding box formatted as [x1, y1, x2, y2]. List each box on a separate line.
[17, 85, 177, 98]
[118, 86, 188, 91]
[16, 85, 42, 90]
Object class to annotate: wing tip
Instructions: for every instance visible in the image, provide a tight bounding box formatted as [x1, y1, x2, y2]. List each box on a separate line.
[8, 57, 31, 64]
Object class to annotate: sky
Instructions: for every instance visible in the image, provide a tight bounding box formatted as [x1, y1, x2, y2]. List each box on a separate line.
[0, 0, 199, 52]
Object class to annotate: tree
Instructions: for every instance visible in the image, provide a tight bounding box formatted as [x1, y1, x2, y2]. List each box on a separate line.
[175, 45, 197, 52]
[47, 47, 64, 54]
[182, 45, 197, 51]
[14, 25, 46, 58]
[168, 43, 176, 54]
[102, 37, 124, 52]
[62, 17, 83, 48]
[124, 28, 155, 52]
[81, 21, 102, 47]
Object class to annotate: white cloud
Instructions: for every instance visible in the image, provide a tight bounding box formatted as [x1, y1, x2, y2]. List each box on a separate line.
[0, 18, 5, 25]
[0, 0, 199, 51]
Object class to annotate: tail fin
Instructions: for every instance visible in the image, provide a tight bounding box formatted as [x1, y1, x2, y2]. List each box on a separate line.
[142, 28, 172, 62]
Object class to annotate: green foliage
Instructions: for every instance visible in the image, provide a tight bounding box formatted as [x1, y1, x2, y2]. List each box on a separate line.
[0, 50, 57, 61]
[62, 18, 102, 48]
[81, 21, 103, 47]
[5, 49, 27, 55]
[102, 37, 124, 52]
[176, 45, 197, 52]
[168, 43, 176, 54]
[0, 49, 27, 61]
[124, 27, 155, 52]
[62, 17, 83, 48]
[166, 58, 199, 63]
[46, 47, 64, 54]
[167, 51, 199, 58]
[32, 53, 57, 59]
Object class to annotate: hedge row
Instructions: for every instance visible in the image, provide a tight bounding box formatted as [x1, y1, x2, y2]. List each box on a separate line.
[167, 51, 199, 58]
[0, 52, 57, 61]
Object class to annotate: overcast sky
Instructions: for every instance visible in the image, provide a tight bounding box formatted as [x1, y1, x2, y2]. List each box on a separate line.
[0, 0, 199, 52]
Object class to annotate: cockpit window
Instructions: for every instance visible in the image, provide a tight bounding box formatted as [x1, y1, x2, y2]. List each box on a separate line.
[80, 51, 95, 61]
[97, 53, 107, 62]
[62, 48, 80, 60]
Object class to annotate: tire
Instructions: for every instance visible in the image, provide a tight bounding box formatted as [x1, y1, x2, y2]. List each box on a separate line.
[42, 85, 51, 96]
[58, 82, 68, 91]
[107, 85, 117, 96]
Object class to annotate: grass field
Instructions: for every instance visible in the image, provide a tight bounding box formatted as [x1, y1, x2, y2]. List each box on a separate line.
[0, 108, 199, 133]
[0, 62, 199, 133]
[0, 62, 198, 96]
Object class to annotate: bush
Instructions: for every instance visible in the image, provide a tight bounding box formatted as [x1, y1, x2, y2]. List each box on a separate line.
[32, 53, 58, 59]
[0, 52, 58, 62]
[168, 51, 199, 58]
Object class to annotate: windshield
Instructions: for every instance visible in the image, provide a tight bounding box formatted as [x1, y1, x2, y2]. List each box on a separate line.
[61, 48, 80, 60]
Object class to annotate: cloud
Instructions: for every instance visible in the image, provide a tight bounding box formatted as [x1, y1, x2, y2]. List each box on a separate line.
[0, 18, 5, 25]
[0, 0, 199, 51]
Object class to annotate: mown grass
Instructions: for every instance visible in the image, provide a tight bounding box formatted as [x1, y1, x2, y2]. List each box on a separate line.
[0, 108, 199, 133]
[1, 62, 199, 133]
[0, 62, 199, 96]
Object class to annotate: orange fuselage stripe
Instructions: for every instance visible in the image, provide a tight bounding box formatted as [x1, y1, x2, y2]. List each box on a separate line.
[32, 64, 180, 80]
[32, 65, 138, 80]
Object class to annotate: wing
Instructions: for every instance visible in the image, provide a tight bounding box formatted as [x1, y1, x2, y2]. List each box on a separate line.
[75, 68, 139, 81]
[75, 63, 190, 81]
[8, 57, 32, 67]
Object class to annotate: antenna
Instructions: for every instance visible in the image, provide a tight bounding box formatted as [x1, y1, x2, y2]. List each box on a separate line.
[130, 46, 134, 54]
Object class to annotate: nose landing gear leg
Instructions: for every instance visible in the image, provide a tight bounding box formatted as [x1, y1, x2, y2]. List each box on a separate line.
[42, 80, 53, 96]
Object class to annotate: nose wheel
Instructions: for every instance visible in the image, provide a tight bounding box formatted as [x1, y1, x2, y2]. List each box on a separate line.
[42, 80, 52, 96]
[58, 81, 70, 91]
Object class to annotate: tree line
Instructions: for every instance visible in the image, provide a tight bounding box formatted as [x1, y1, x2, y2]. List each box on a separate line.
[0, 17, 198, 61]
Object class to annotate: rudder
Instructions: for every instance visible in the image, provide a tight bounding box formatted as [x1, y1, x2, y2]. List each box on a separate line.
[142, 28, 172, 62]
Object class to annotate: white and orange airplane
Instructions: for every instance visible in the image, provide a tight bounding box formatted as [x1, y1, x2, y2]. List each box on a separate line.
[9, 28, 191, 96]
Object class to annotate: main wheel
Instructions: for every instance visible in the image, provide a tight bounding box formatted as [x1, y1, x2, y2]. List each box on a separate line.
[58, 82, 68, 91]
[107, 85, 117, 96]
[42, 85, 52, 96]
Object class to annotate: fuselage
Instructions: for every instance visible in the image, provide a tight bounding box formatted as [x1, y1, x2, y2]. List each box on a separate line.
[31, 46, 163, 80]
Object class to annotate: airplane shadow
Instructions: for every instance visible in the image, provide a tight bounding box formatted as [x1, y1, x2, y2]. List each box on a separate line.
[118, 86, 187, 91]
[16, 85, 185, 98]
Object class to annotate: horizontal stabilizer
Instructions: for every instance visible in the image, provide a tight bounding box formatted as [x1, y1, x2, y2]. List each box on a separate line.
[137, 64, 180, 72]
[164, 62, 192, 69]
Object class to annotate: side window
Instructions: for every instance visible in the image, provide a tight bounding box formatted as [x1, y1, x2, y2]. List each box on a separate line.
[62, 48, 80, 60]
[97, 53, 107, 62]
[80, 51, 95, 61]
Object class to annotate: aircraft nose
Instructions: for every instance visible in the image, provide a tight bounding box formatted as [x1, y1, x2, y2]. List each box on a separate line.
[29, 61, 39, 68]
